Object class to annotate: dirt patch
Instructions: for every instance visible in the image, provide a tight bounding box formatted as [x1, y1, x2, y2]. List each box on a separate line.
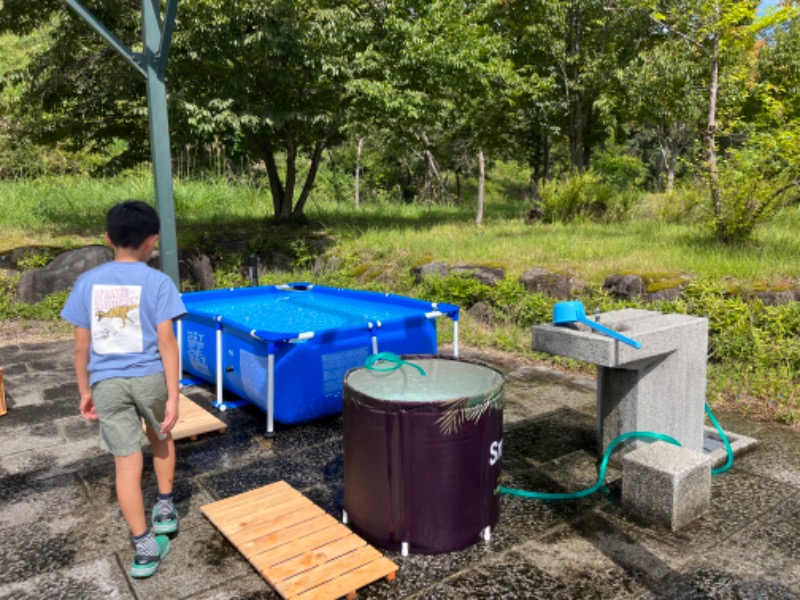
[0, 320, 73, 346]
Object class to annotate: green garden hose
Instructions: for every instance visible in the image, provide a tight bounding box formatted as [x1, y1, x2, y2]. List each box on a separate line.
[706, 402, 734, 475]
[499, 403, 735, 500]
[498, 431, 682, 501]
[365, 352, 427, 377]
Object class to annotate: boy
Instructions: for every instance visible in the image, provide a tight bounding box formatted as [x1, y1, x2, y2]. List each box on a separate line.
[61, 200, 186, 578]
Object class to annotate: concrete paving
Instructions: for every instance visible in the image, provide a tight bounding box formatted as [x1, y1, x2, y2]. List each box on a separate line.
[1, 340, 800, 599]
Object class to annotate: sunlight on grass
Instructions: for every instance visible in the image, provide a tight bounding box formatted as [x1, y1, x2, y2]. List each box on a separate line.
[2, 174, 800, 285]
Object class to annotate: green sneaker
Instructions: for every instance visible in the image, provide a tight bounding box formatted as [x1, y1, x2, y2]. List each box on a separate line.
[130, 535, 170, 579]
[152, 503, 179, 535]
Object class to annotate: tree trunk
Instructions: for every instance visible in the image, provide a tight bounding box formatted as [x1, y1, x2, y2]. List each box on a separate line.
[666, 159, 677, 194]
[569, 91, 586, 173]
[245, 130, 325, 222]
[543, 133, 552, 180]
[707, 35, 721, 222]
[425, 149, 444, 200]
[246, 132, 285, 218]
[282, 138, 297, 220]
[354, 137, 363, 209]
[455, 167, 462, 204]
[567, 7, 586, 173]
[292, 139, 326, 218]
[476, 148, 485, 227]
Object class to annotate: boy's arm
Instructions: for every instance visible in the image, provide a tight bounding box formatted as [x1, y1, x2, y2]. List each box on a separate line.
[73, 327, 97, 420]
[157, 319, 181, 434]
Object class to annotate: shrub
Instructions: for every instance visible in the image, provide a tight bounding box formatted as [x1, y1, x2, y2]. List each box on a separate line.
[538, 171, 638, 224]
[650, 180, 708, 224]
[418, 273, 492, 308]
[592, 147, 648, 190]
[709, 163, 795, 244]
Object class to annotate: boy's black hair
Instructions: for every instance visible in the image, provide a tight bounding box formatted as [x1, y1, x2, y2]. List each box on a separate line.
[106, 200, 160, 249]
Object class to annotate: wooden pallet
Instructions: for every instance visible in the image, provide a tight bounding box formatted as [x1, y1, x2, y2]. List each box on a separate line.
[201, 481, 398, 599]
[144, 394, 226, 441]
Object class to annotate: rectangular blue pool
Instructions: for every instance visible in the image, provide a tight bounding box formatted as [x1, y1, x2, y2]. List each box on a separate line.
[177, 283, 459, 433]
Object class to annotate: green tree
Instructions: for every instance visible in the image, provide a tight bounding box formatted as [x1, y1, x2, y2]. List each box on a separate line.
[172, 1, 385, 221]
[621, 40, 705, 192]
[500, 0, 650, 174]
[0, 2, 149, 169]
[637, 0, 795, 241]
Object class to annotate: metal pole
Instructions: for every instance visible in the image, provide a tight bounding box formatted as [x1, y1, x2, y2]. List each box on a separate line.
[142, 0, 180, 286]
[267, 345, 276, 438]
[215, 318, 223, 408]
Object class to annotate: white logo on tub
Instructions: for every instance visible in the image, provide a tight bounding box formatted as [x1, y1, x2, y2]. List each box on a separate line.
[489, 439, 503, 465]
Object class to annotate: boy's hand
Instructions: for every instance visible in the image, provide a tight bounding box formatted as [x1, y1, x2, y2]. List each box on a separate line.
[160, 396, 179, 434]
[80, 391, 98, 420]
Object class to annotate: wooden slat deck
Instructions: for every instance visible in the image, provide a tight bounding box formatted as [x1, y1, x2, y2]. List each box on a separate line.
[201, 481, 398, 599]
[144, 394, 226, 441]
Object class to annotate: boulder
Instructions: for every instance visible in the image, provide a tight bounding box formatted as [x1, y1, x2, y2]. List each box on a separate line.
[15, 246, 113, 303]
[603, 273, 687, 302]
[745, 289, 797, 307]
[467, 301, 494, 324]
[258, 248, 293, 272]
[0, 246, 59, 271]
[519, 267, 584, 300]
[451, 265, 506, 286]
[602, 274, 647, 300]
[313, 254, 343, 275]
[181, 252, 215, 290]
[411, 261, 450, 283]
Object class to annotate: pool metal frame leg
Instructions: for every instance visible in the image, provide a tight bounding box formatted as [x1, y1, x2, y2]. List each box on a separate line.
[214, 317, 224, 409]
[368, 321, 382, 354]
[266, 343, 276, 438]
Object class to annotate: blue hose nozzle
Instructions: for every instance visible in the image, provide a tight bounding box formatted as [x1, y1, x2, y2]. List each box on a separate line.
[552, 301, 642, 349]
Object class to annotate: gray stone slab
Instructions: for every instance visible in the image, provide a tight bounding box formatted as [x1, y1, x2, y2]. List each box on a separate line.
[703, 425, 758, 469]
[686, 490, 800, 591]
[0, 557, 134, 600]
[600, 469, 795, 565]
[422, 540, 647, 599]
[0, 472, 87, 532]
[503, 365, 595, 424]
[534, 310, 708, 368]
[0, 437, 107, 482]
[641, 564, 800, 599]
[186, 577, 279, 599]
[622, 442, 712, 531]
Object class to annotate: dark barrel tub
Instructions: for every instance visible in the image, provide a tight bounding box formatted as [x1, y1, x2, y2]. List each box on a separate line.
[343, 355, 504, 555]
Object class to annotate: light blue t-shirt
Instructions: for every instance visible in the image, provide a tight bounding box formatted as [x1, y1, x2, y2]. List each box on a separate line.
[61, 261, 186, 386]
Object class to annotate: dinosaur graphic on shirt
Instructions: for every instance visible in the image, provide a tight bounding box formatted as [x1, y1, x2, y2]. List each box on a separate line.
[95, 303, 139, 329]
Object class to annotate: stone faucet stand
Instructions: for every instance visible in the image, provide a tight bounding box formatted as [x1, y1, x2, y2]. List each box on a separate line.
[533, 307, 757, 530]
[535, 308, 708, 455]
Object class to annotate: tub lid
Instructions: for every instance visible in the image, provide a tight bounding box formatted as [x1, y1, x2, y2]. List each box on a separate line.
[345, 356, 503, 404]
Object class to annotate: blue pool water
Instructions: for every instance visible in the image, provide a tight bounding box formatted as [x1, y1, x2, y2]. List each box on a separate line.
[185, 291, 426, 334]
[178, 284, 459, 425]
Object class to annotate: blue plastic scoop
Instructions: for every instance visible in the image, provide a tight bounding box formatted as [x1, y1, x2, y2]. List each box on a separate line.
[552, 301, 642, 349]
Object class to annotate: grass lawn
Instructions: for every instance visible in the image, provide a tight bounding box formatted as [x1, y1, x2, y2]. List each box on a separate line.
[2, 171, 799, 424]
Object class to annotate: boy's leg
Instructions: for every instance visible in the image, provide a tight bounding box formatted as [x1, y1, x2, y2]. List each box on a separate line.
[115, 451, 147, 536]
[145, 426, 175, 495]
[94, 377, 170, 578]
[146, 426, 179, 534]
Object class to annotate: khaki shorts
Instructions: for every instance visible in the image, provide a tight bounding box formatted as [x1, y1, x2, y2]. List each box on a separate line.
[91, 372, 170, 456]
